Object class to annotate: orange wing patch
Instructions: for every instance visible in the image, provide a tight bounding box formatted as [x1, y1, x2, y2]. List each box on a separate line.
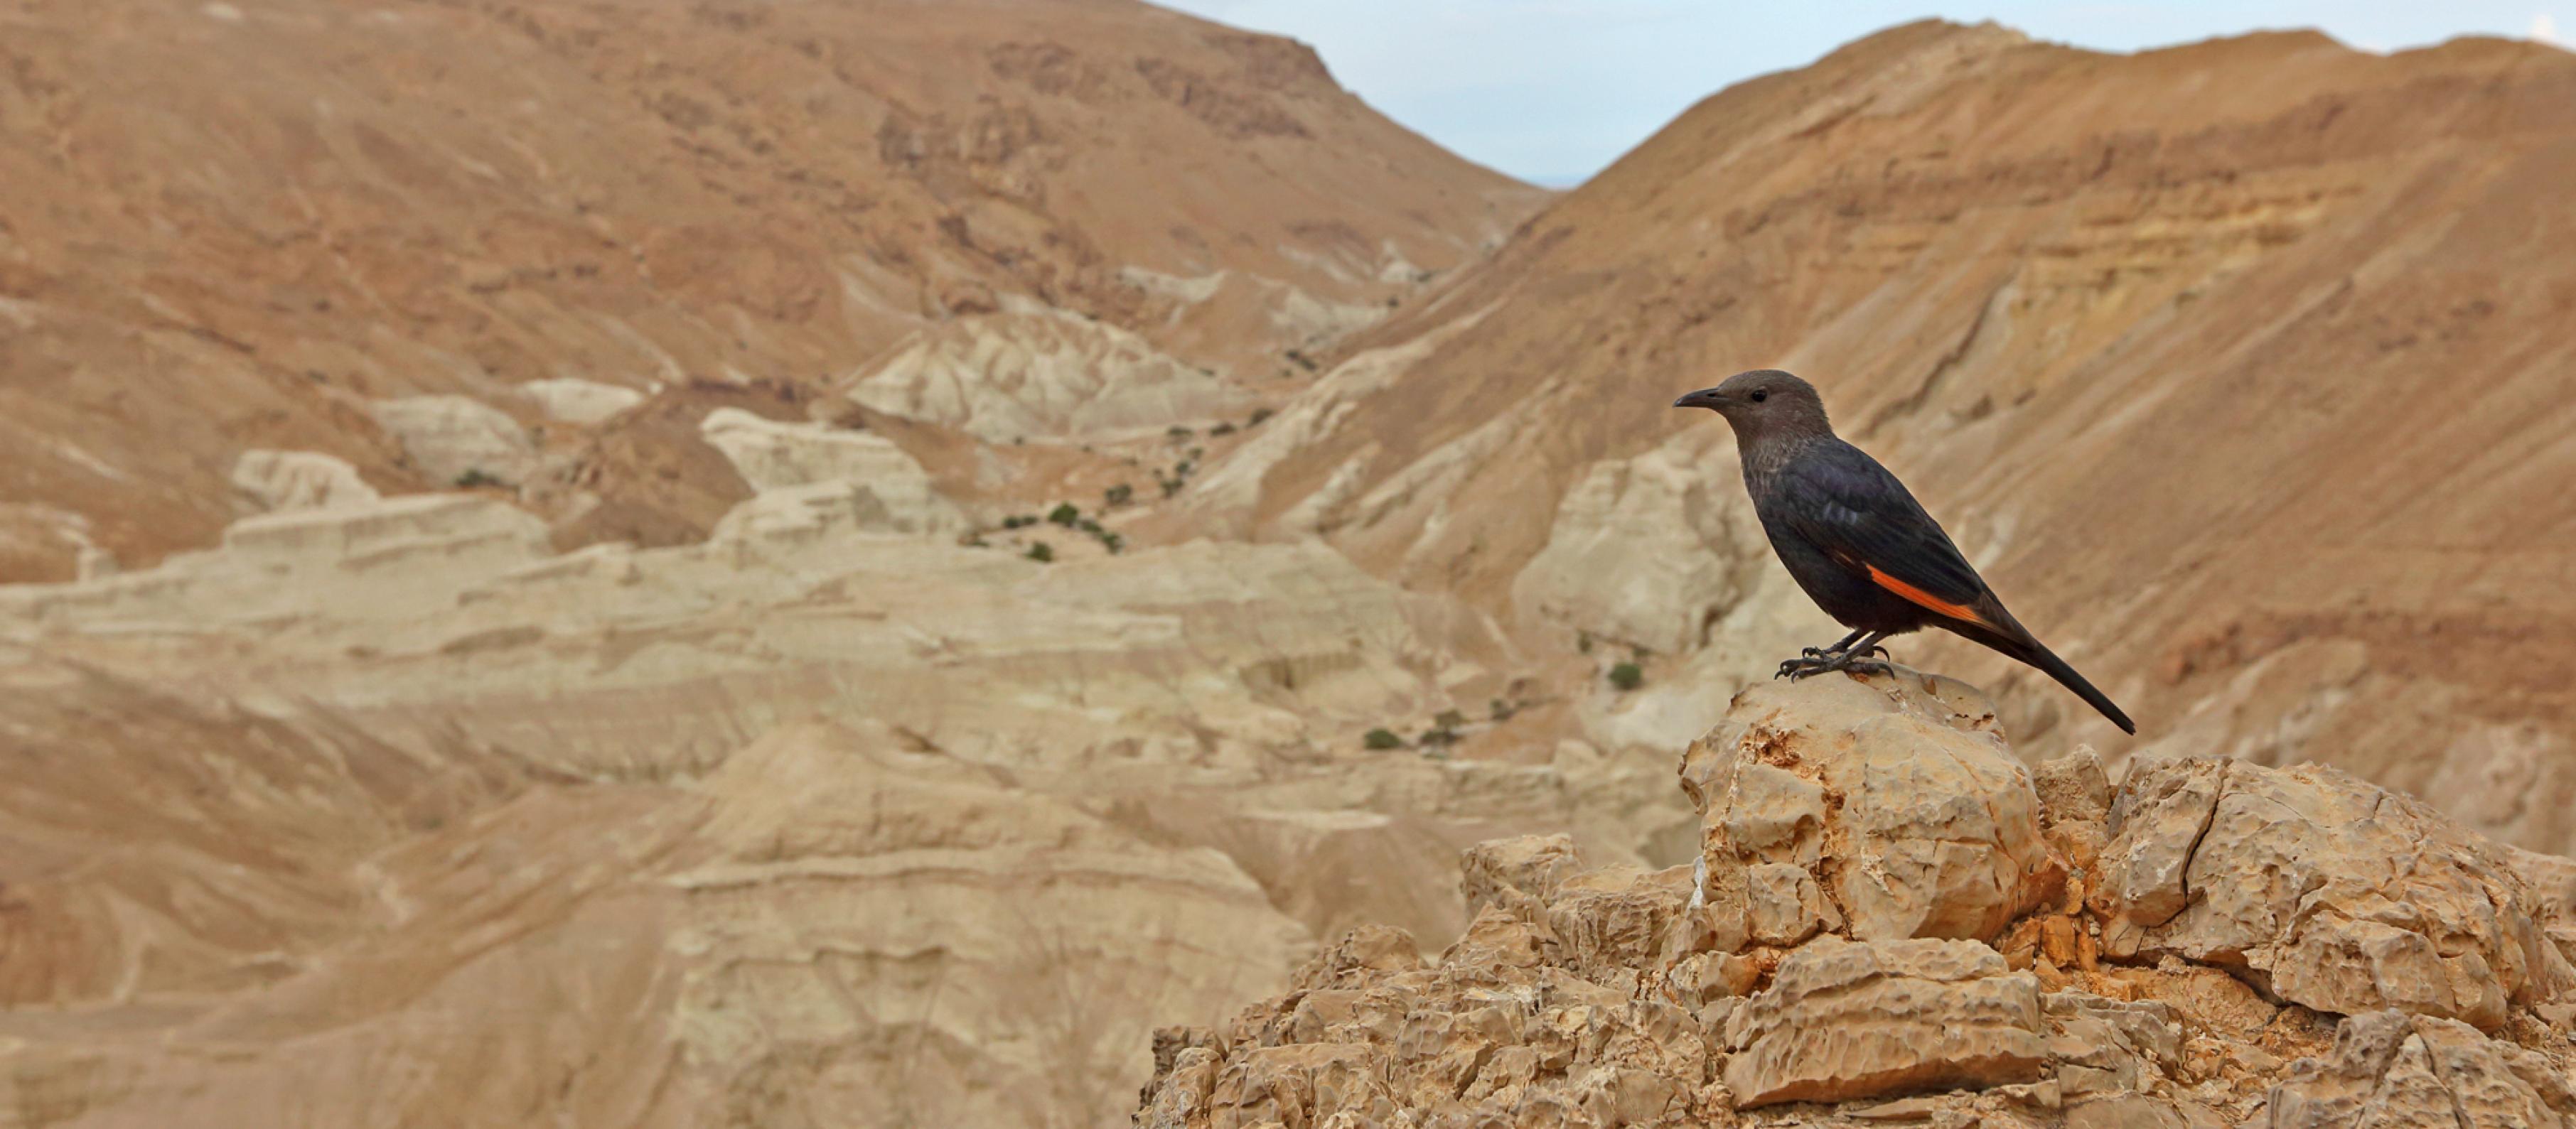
[1866, 565, 1992, 628]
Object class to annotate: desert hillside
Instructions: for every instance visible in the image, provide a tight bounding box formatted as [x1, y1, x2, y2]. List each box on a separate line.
[4, 11, 2575, 1129]
[0, 0, 1540, 580]
[1194, 21, 2576, 843]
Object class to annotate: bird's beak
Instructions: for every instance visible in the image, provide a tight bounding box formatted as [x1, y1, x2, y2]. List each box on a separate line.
[1673, 388, 1727, 411]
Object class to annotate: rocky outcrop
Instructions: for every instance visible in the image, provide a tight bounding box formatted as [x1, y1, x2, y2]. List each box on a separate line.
[1509, 441, 1766, 657]
[230, 450, 384, 514]
[1140, 669, 2576, 1126]
[370, 395, 541, 486]
[698, 407, 965, 536]
[2093, 757, 2575, 1032]
[2269, 1009, 2576, 1129]
[520, 378, 648, 425]
[844, 310, 1259, 443]
[1685, 671, 2061, 944]
[1719, 937, 2046, 1106]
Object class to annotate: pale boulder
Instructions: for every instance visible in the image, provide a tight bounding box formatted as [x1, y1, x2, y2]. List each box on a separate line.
[2094, 757, 2575, 1030]
[1721, 936, 2047, 1107]
[1682, 667, 2061, 944]
[697, 407, 962, 536]
[230, 450, 382, 514]
[1509, 440, 1765, 657]
[518, 378, 645, 424]
[370, 395, 539, 485]
[2268, 1009, 2576, 1128]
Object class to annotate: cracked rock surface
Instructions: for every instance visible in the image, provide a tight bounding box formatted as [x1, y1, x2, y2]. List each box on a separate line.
[2094, 756, 2576, 1031]
[1139, 668, 2576, 1127]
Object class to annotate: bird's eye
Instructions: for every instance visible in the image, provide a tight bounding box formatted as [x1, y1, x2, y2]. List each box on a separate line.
[1749, 389, 1769, 403]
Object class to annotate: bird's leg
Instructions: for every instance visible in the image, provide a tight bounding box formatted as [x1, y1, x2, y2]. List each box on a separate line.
[1798, 629, 1869, 661]
[1777, 632, 1894, 681]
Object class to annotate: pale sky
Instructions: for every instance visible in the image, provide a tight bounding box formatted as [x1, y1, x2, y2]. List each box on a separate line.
[1155, 2, 2567, 185]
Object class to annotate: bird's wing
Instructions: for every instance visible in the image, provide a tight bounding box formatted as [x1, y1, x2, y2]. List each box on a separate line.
[1774, 443, 2001, 630]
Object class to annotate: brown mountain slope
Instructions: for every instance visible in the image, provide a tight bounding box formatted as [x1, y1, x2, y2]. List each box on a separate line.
[1195, 22, 2576, 840]
[0, 0, 1539, 580]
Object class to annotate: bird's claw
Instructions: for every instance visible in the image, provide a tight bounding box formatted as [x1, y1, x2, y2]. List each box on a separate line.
[1773, 652, 1893, 682]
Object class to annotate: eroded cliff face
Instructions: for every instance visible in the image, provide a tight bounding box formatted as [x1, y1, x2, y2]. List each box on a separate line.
[1186, 21, 2576, 843]
[1142, 670, 2576, 1127]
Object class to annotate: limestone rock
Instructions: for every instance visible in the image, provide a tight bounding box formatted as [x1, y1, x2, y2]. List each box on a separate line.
[230, 450, 383, 514]
[2094, 756, 2575, 1030]
[697, 407, 963, 535]
[2268, 1009, 2576, 1128]
[370, 395, 540, 485]
[1509, 440, 1766, 656]
[1683, 668, 2062, 944]
[1142, 673, 2576, 1129]
[844, 310, 1258, 443]
[519, 378, 646, 424]
[1722, 937, 2047, 1107]
[1461, 833, 1584, 918]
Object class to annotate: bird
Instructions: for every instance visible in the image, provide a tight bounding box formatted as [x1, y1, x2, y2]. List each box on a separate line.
[1673, 369, 2135, 734]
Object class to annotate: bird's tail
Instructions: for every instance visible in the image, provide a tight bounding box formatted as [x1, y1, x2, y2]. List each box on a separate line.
[1958, 621, 2135, 735]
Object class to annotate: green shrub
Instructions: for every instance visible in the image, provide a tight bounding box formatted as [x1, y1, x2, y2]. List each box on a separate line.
[1047, 503, 1080, 526]
[1025, 541, 1054, 563]
[1104, 483, 1134, 507]
[1608, 662, 1644, 692]
[1363, 728, 1403, 750]
[1434, 709, 1466, 730]
[454, 469, 507, 489]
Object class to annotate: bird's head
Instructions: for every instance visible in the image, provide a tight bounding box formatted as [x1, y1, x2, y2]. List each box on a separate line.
[1673, 369, 1832, 438]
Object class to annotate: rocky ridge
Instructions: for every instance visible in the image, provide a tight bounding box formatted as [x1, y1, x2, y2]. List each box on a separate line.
[1139, 670, 2576, 1127]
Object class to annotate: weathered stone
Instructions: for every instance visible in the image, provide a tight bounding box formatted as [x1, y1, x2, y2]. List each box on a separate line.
[2268, 1009, 2576, 1128]
[2044, 992, 2182, 1098]
[1721, 937, 2046, 1107]
[370, 394, 540, 485]
[699, 407, 964, 536]
[1545, 865, 1693, 971]
[518, 377, 645, 424]
[1461, 833, 1584, 919]
[1137, 674, 2576, 1129]
[1685, 669, 2062, 944]
[2095, 757, 2575, 1030]
[231, 450, 383, 514]
[1746, 861, 1839, 946]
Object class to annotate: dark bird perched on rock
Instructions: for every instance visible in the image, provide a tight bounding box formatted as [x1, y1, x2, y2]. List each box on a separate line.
[1674, 370, 2135, 734]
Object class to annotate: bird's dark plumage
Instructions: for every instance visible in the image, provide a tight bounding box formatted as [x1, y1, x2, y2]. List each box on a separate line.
[1674, 370, 2135, 733]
